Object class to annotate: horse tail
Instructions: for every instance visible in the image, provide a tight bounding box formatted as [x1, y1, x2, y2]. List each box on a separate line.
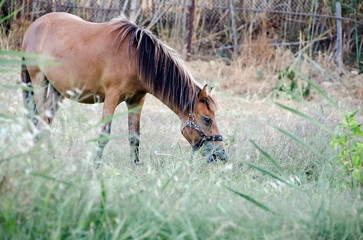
[21, 58, 38, 124]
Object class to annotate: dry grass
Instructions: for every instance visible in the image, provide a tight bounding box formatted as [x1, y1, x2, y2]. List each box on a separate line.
[184, 43, 363, 108]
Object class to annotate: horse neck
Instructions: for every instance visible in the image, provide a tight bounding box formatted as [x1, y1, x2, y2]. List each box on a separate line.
[148, 89, 187, 120]
[146, 81, 199, 121]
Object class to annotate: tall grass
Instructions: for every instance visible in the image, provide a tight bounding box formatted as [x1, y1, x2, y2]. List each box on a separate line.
[1, 49, 362, 239]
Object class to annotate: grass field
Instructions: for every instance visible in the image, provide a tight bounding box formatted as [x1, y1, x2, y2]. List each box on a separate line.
[0, 50, 362, 239]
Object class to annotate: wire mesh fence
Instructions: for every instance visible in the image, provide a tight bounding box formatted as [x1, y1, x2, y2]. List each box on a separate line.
[11, 0, 316, 20]
[2, 0, 362, 67]
[15, 0, 318, 26]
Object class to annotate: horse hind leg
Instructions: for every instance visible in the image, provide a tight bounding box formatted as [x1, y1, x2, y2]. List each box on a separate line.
[22, 61, 61, 127]
[21, 60, 38, 126]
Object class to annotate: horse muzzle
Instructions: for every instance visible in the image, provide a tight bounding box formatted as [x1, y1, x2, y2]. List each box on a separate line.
[201, 142, 229, 163]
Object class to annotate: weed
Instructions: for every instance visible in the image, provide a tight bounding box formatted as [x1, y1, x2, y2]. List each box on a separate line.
[330, 109, 363, 185]
[274, 67, 311, 99]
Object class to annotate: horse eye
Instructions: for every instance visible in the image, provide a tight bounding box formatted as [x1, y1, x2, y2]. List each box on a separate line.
[204, 117, 212, 126]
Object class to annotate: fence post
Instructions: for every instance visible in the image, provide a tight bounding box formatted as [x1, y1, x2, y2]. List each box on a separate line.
[186, 0, 195, 61]
[335, 2, 343, 69]
[229, 0, 238, 57]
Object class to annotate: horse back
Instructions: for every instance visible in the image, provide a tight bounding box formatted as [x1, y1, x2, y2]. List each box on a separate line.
[22, 12, 140, 104]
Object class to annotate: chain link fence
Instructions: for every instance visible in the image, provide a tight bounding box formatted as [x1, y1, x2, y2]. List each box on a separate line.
[13, 0, 315, 20]
[2, 0, 362, 67]
[11, 0, 323, 43]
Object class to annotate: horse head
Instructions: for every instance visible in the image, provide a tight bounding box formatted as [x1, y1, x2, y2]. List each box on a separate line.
[181, 84, 229, 162]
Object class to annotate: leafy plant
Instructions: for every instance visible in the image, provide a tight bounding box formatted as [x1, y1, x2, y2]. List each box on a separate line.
[274, 67, 311, 99]
[330, 109, 363, 184]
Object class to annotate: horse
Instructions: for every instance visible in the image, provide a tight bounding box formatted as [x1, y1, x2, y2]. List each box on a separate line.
[21, 12, 229, 166]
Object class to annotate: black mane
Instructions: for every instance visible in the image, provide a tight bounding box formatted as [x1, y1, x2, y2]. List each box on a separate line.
[109, 17, 217, 114]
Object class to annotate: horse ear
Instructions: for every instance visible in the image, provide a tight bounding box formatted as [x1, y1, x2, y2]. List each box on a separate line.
[198, 84, 209, 100]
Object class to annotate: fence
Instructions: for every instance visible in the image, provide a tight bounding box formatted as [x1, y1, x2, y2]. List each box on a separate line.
[2, 0, 362, 67]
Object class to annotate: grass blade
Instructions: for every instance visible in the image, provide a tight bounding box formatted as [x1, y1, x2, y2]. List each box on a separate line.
[0, 149, 37, 164]
[0, 1, 20, 25]
[274, 101, 331, 133]
[162, 164, 182, 191]
[30, 172, 76, 188]
[224, 185, 276, 214]
[295, 71, 339, 109]
[0, 50, 54, 59]
[86, 134, 128, 143]
[269, 123, 324, 159]
[242, 161, 293, 187]
[85, 108, 138, 132]
[0, 113, 15, 120]
[249, 140, 284, 175]
[305, 57, 337, 82]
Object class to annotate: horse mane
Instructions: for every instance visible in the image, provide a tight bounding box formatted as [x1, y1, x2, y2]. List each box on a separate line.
[109, 17, 216, 114]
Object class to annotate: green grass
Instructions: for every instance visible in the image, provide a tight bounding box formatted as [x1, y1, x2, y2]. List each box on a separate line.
[0, 59, 362, 239]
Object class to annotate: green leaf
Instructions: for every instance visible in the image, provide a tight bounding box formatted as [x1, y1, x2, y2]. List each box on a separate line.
[352, 169, 361, 181]
[352, 124, 363, 136]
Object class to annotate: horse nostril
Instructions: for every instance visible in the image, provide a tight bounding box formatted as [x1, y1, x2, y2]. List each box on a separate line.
[216, 149, 229, 161]
[207, 154, 217, 163]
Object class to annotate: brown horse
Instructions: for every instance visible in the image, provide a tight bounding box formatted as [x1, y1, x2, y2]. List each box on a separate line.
[21, 12, 229, 165]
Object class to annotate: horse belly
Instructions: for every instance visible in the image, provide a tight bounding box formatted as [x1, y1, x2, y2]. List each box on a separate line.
[43, 64, 106, 104]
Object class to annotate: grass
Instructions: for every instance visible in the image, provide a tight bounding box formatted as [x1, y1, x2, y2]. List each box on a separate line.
[0, 53, 362, 239]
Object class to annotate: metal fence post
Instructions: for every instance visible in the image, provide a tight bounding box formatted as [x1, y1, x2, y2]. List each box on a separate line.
[229, 0, 238, 57]
[335, 2, 343, 69]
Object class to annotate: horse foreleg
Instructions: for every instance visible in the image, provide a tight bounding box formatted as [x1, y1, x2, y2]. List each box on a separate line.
[94, 122, 111, 168]
[21, 63, 38, 126]
[94, 90, 120, 168]
[126, 94, 146, 164]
